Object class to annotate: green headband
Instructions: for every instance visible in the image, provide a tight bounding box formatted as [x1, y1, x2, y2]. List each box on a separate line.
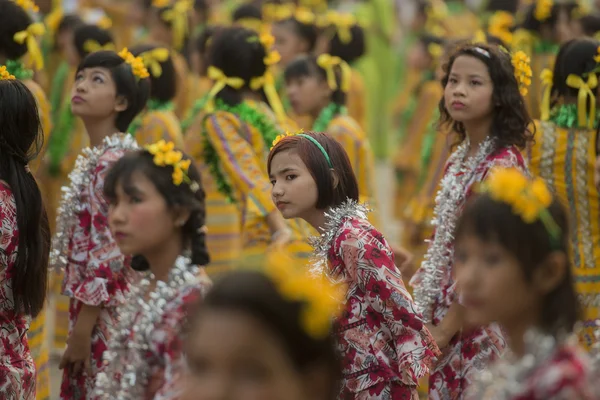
[297, 134, 333, 168]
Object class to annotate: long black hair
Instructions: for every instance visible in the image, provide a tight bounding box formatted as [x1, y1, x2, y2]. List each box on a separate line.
[188, 270, 341, 399]
[456, 194, 579, 338]
[0, 0, 35, 59]
[438, 43, 534, 149]
[76, 50, 151, 132]
[104, 149, 209, 271]
[0, 79, 50, 317]
[207, 27, 267, 106]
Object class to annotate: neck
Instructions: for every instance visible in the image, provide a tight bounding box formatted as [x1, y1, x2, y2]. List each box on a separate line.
[304, 208, 328, 234]
[145, 234, 184, 282]
[503, 309, 538, 358]
[463, 117, 492, 155]
[310, 100, 331, 120]
[241, 91, 262, 102]
[83, 118, 119, 148]
[0, 55, 6, 64]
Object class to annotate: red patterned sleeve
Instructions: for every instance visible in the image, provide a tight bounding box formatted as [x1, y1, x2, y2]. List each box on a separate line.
[336, 220, 440, 386]
[70, 152, 131, 307]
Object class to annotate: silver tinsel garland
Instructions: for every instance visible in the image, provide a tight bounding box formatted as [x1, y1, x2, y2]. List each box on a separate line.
[411, 136, 496, 323]
[308, 199, 370, 280]
[95, 256, 200, 399]
[50, 133, 139, 269]
[467, 330, 576, 399]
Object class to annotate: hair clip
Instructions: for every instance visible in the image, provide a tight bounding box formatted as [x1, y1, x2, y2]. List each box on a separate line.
[0, 66, 16, 80]
[145, 140, 199, 191]
[118, 48, 150, 80]
[472, 46, 491, 58]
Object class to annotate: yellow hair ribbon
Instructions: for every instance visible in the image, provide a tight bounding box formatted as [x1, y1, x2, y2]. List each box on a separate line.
[83, 40, 115, 53]
[14, 0, 39, 13]
[205, 66, 245, 111]
[566, 73, 598, 129]
[97, 16, 113, 30]
[328, 12, 356, 44]
[294, 6, 316, 24]
[488, 11, 514, 45]
[534, 0, 553, 21]
[250, 69, 286, 123]
[13, 22, 45, 71]
[140, 48, 170, 78]
[0, 66, 16, 80]
[161, 0, 191, 50]
[235, 17, 263, 32]
[316, 54, 351, 92]
[540, 68, 553, 121]
[44, 7, 63, 38]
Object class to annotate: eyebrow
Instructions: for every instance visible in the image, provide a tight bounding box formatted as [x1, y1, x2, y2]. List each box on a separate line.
[269, 167, 298, 179]
[449, 73, 486, 79]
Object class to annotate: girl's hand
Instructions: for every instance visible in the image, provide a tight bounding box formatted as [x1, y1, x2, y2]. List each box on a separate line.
[59, 331, 92, 375]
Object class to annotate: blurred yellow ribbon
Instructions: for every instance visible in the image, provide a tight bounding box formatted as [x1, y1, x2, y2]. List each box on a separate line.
[205, 66, 245, 111]
[161, 0, 191, 50]
[13, 22, 45, 70]
[317, 54, 351, 92]
[328, 12, 356, 44]
[294, 7, 316, 24]
[250, 65, 286, 123]
[236, 17, 263, 32]
[140, 48, 169, 77]
[566, 73, 597, 128]
[540, 68, 553, 121]
[83, 40, 116, 53]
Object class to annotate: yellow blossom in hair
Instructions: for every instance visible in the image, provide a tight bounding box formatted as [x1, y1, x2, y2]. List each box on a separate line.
[14, 0, 38, 13]
[118, 48, 150, 79]
[595, 46, 600, 63]
[271, 131, 300, 149]
[152, 0, 171, 7]
[172, 166, 184, 185]
[264, 50, 281, 66]
[512, 51, 532, 96]
[145, 140, 197, 189]
[294, 7, 316, 24]
[534, 0, 553, 21]
[0, 66, 15, 80]
[259, 32, 275, 49]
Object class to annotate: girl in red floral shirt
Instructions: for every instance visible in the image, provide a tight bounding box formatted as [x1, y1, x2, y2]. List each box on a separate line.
[268, 132, 439, 399]
[0, 76, 50, 399]
[456, 168, 598, 400]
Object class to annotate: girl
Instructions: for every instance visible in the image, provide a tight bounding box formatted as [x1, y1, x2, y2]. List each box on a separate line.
[529, 38, 600, 349]
[95, 142, 212, 398]
[129, 44, 184, 147]
[183, 253, 342, 400]
[0, 74, 50, 400]
[454, 168, 598, 399]
[52, 49, 150, 399]
[284, 54, 378, 218]
[268, 131, 439, 399]
[46, 20, 115, 365]
[513, 1, 576, 119]
[410, 43, 534, 399]
[184, 27, 311, 272]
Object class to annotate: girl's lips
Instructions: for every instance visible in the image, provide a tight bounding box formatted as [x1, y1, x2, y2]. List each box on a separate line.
[71, 95, 85, 104]
[276, 201, 289, 210]
[451, 101, 466, 110]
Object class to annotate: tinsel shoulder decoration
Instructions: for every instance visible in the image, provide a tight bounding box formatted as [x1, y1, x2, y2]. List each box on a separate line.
[50, 133, 139, 269]
[308, 198, 370, 277]
[95, 255, 203, 399]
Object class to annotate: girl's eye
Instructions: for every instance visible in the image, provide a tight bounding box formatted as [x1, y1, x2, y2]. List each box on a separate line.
[454, 249, 467, 264]
[270, 179, 276, 186]
[484, 252, 502, 266]
[75, 73, 84, 81]
[470, 80, 481, 86]
[129, 196, 142, 204]
[285, 174, 297, 181]
[93, 75, 104, 83]
[448, 77, 458, 84]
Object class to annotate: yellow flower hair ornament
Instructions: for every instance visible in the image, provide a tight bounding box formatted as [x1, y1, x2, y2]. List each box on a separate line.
[13, 0, 38, 13]
[294, 6, 316, 25]
[139, 48, 170, 78]
[488, 11, 514, 45]
[317, 54, 351, 93]
[145, 140, 199, 191]
[512, 51, 533, 96]
[262, 250, 346, 339]
[0, 66, 16, 80]
[83, 40, 116, 53]
[566, 73, 598, 129]
[160, 0, 192, 50]
[271, 131, 299, 149]
[118, 48, 150, 80]
[478, 168, 561, 244]
[235, 17, 264, 32]
[471, 30, 488, 45]
[13, 22, 45, 70]
[534, 0, 553, 21]
[540, 68, 553, 121]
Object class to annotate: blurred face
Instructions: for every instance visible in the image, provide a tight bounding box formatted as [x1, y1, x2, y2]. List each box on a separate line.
[454, 233, 538, 328]
[269, 150, 319, 220]
[108, 170, 183, 258]
[555, 9, 573, 43]
[285, 74, 330, 117]
[444, 55, 494, 125]
[570, 19, 584, 38]
[64, 36, 80, 68]
[272, 22, 309, 68]
[57, 29, 75, 57]
[407, 42, 431, 70]
[71, 67, 127, 119]
[183, 310, 307, 400]
[128, 0, 149, 26]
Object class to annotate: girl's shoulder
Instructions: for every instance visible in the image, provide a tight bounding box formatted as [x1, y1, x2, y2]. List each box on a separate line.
[486, 145, 527, 171]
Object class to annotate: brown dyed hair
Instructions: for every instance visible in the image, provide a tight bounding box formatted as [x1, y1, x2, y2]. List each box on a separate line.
[267, 132, 358, 209]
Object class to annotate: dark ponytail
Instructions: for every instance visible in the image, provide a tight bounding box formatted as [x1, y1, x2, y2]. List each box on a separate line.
[104, 149, 210, 271]
[0, 79, 50, 317]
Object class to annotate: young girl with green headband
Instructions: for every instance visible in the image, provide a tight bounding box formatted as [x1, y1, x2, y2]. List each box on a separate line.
[268, 131, 439, 399]
[530, 37, 600, 351]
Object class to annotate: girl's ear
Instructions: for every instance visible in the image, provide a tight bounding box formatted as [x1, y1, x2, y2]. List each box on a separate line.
[330, 169, 339, 189]
[114, 95, 129, 112]
[532, 251, 568, 295]
[172, 206, 192, 228]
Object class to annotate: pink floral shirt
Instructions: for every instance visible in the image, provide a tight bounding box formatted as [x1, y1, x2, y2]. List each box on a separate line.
[60, 147, 139, 399]
[0, 182, 35, 399]
[314, 202, 439, 398]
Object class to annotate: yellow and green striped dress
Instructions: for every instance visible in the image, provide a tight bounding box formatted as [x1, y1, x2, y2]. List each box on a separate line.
[133, 108, 185, 148]
[530, 119, 600, 349]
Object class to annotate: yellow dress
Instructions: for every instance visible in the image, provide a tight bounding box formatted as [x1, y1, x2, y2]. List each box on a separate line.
[326, 114, 380, 226]
[526, 52, 557, 120]
[23, 78, 52, 400]
[393, 80, 443, 218]
[133, 108, 184, 148]
[529, 119, 600, 349]
[346, 68, 367, 131]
